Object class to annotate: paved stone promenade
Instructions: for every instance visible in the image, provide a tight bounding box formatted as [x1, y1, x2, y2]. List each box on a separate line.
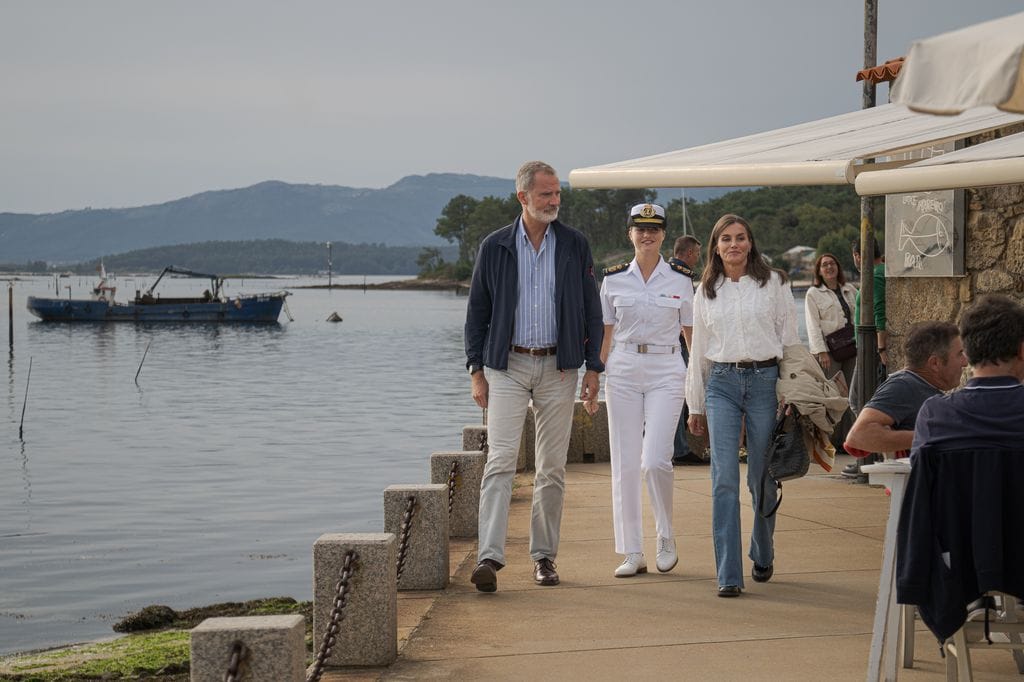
[325, 456, 1021, 681]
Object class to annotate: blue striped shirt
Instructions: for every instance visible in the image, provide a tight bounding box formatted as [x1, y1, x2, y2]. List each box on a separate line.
[512, 216, 557, 348]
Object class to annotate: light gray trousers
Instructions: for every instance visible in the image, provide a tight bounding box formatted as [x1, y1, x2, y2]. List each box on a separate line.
[478, 353, 577, 565]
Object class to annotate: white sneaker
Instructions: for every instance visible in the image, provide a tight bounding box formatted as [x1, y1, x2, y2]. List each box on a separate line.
[656, 536, 678, 573]
[614, 553, 647, 577]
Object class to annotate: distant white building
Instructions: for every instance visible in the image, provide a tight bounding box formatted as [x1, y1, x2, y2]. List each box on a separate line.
[779, 245, 817, 276]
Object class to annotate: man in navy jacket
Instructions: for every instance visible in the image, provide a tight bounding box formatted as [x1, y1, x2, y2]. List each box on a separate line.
[464, 160, 603, 592]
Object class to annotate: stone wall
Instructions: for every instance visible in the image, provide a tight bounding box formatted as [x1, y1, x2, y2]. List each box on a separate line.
[883, 124, 1024, 370]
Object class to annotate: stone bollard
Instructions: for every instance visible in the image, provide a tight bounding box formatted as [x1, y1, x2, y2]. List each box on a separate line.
[517, 406, 536, 471]
[484, 400, 613, 470]
[430, 450, 486, 538]
[312, 533, 396, 667]
[190, 615, 305, 682]
[568, 400, 611, 463]
[462, 424, 488, 454]
[384, 484, 449, 590]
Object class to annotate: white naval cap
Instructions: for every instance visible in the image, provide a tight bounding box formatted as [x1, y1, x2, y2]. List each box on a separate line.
[627, 203, 666, 228]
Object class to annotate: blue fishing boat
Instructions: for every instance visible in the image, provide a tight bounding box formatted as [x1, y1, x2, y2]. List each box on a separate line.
[26, 266, 289, 323]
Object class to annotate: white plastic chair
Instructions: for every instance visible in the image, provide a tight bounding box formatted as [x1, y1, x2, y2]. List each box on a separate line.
[943, 592, 1024, 681]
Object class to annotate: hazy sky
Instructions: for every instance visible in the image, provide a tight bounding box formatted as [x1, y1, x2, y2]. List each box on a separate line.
[2, 1, 1021, 213]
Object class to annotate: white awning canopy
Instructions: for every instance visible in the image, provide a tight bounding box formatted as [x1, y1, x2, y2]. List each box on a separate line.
[891, 12, 1024, 115]
[856, 131, 1024, 195]
[568, 103, 1024, 190]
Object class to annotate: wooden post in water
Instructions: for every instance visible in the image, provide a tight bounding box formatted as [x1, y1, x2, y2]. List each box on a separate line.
[7, 283, 12, 350]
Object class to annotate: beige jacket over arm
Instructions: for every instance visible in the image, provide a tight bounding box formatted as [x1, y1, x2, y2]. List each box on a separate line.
[777, 344, 852, 472]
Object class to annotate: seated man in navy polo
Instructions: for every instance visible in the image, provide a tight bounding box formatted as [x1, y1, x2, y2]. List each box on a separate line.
[844, 320, 967, 465]
[896, 294, 1024, 642]
[911, 294, 1024, 455]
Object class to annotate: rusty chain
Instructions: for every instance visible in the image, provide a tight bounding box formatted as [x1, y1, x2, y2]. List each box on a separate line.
[447, 461, 459, 517]
[395, 495, 417, 583]
[307, 549, 358, 682]
[224, 640, 246, 682]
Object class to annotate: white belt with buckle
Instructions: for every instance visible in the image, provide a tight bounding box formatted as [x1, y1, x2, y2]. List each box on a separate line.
[618, 343, 679, 354]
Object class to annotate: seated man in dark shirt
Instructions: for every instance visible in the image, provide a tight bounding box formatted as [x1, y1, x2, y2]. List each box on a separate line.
[844, 320, 967, 466]
[896, 294, 1024, 642]
[912, 294, 1024, 454]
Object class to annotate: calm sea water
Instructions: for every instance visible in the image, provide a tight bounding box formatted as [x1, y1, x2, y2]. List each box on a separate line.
[0, 273, 808, 655]
[0, 274, 481, 655]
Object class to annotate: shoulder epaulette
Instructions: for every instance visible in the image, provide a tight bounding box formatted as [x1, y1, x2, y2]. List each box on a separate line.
[669, 261, 696, 278]
[602, 262, 630, 276]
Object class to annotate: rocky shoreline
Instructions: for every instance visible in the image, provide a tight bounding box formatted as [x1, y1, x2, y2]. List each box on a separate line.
[296, 277, 468, 292]
[0, 598, 311, 681]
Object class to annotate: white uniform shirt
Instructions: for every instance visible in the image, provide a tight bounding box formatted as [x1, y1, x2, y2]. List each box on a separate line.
[600, 258, 694, 348]
[685, 272, 800, 414]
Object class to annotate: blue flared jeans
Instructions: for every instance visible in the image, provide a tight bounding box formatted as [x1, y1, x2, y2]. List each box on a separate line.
[705, 362, 779, 588]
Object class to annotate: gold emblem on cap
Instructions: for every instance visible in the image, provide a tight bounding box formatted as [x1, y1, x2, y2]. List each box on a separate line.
[640, 204, 656, 219]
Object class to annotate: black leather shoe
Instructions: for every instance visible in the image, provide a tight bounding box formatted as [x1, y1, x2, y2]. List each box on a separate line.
[841, 462, 861, 478]
[471, 559, 502, 593]
[534, 557, 559, 586]
[752, 563, 774, 583]
[718, 585, 742, 597]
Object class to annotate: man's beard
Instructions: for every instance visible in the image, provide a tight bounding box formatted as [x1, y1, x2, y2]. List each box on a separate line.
[527, 204, 559, 224]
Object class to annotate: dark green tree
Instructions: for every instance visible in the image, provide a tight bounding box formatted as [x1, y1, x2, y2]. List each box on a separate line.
[434, 194, 480, 265]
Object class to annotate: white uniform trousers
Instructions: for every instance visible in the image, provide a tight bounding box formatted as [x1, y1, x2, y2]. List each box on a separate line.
[605, 348, 685, 554]
[478, 353, 577, 565]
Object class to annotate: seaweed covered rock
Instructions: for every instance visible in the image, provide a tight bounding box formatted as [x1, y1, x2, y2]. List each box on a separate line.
[113, 604, 177, 632]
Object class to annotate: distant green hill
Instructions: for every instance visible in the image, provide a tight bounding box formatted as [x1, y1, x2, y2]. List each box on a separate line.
[55, 240, 458, 276]
[0, 174, 514, 264]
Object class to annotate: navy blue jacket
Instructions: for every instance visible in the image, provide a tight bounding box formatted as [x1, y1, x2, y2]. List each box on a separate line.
[896, 444, 1024, 640]
[464, 218, 604, 373]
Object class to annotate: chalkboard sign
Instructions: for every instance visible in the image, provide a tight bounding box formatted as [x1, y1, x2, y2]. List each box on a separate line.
[884, 141, 965, 278]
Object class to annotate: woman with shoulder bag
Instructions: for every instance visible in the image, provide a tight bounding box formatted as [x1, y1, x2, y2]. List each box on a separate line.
[804, 253, 857, 451]
[686, 214, 800, 598]
[804, 253, 858, 384]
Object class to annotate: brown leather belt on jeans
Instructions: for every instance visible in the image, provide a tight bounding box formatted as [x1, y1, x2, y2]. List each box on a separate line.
[510, 345, 557, 356]
[730, 358, 778, 369]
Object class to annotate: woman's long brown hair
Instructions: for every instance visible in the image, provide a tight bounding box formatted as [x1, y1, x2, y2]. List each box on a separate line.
[699, 214, 787, 300]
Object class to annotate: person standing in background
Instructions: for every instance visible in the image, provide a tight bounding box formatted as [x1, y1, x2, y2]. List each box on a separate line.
[670, 235, 704, 465]
[595, 204, 693, 577]
[804, 252, 857, 452]
[844, 239, 887, 479]
[464, 160, 604, 593]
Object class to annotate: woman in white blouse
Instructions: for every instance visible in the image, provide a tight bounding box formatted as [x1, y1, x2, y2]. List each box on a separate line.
[804, 253, 858, 384]
[595, 203, 694, 578]
[804, 253, 858, 451]
[686, 214, 800, 597]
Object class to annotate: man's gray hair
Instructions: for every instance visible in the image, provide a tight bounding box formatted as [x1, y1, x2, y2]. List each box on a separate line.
[516, 161, 557, 193]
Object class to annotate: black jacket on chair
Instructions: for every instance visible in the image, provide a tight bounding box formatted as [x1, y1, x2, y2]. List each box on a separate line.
[895, 446, 1024, 640]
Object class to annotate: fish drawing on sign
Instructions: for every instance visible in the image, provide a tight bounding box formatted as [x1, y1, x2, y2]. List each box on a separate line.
[899, 214, 951, 258]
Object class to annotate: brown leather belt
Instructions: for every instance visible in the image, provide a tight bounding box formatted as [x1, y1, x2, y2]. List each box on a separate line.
[727, 358, 778, 369]
[510, 345, 557, 356]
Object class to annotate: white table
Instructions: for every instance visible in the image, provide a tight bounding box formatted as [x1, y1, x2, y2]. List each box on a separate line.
[862, 460, 913, 682]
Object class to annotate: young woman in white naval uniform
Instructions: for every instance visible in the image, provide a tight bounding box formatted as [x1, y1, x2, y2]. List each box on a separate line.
[592, 203, 694, 577]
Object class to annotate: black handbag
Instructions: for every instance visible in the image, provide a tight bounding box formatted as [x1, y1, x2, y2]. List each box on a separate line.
[759, 409, 810, 518]
[825, 323, 857, 362]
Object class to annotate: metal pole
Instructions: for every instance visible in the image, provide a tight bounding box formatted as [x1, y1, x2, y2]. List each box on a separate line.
[854, 0, 881, 411]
